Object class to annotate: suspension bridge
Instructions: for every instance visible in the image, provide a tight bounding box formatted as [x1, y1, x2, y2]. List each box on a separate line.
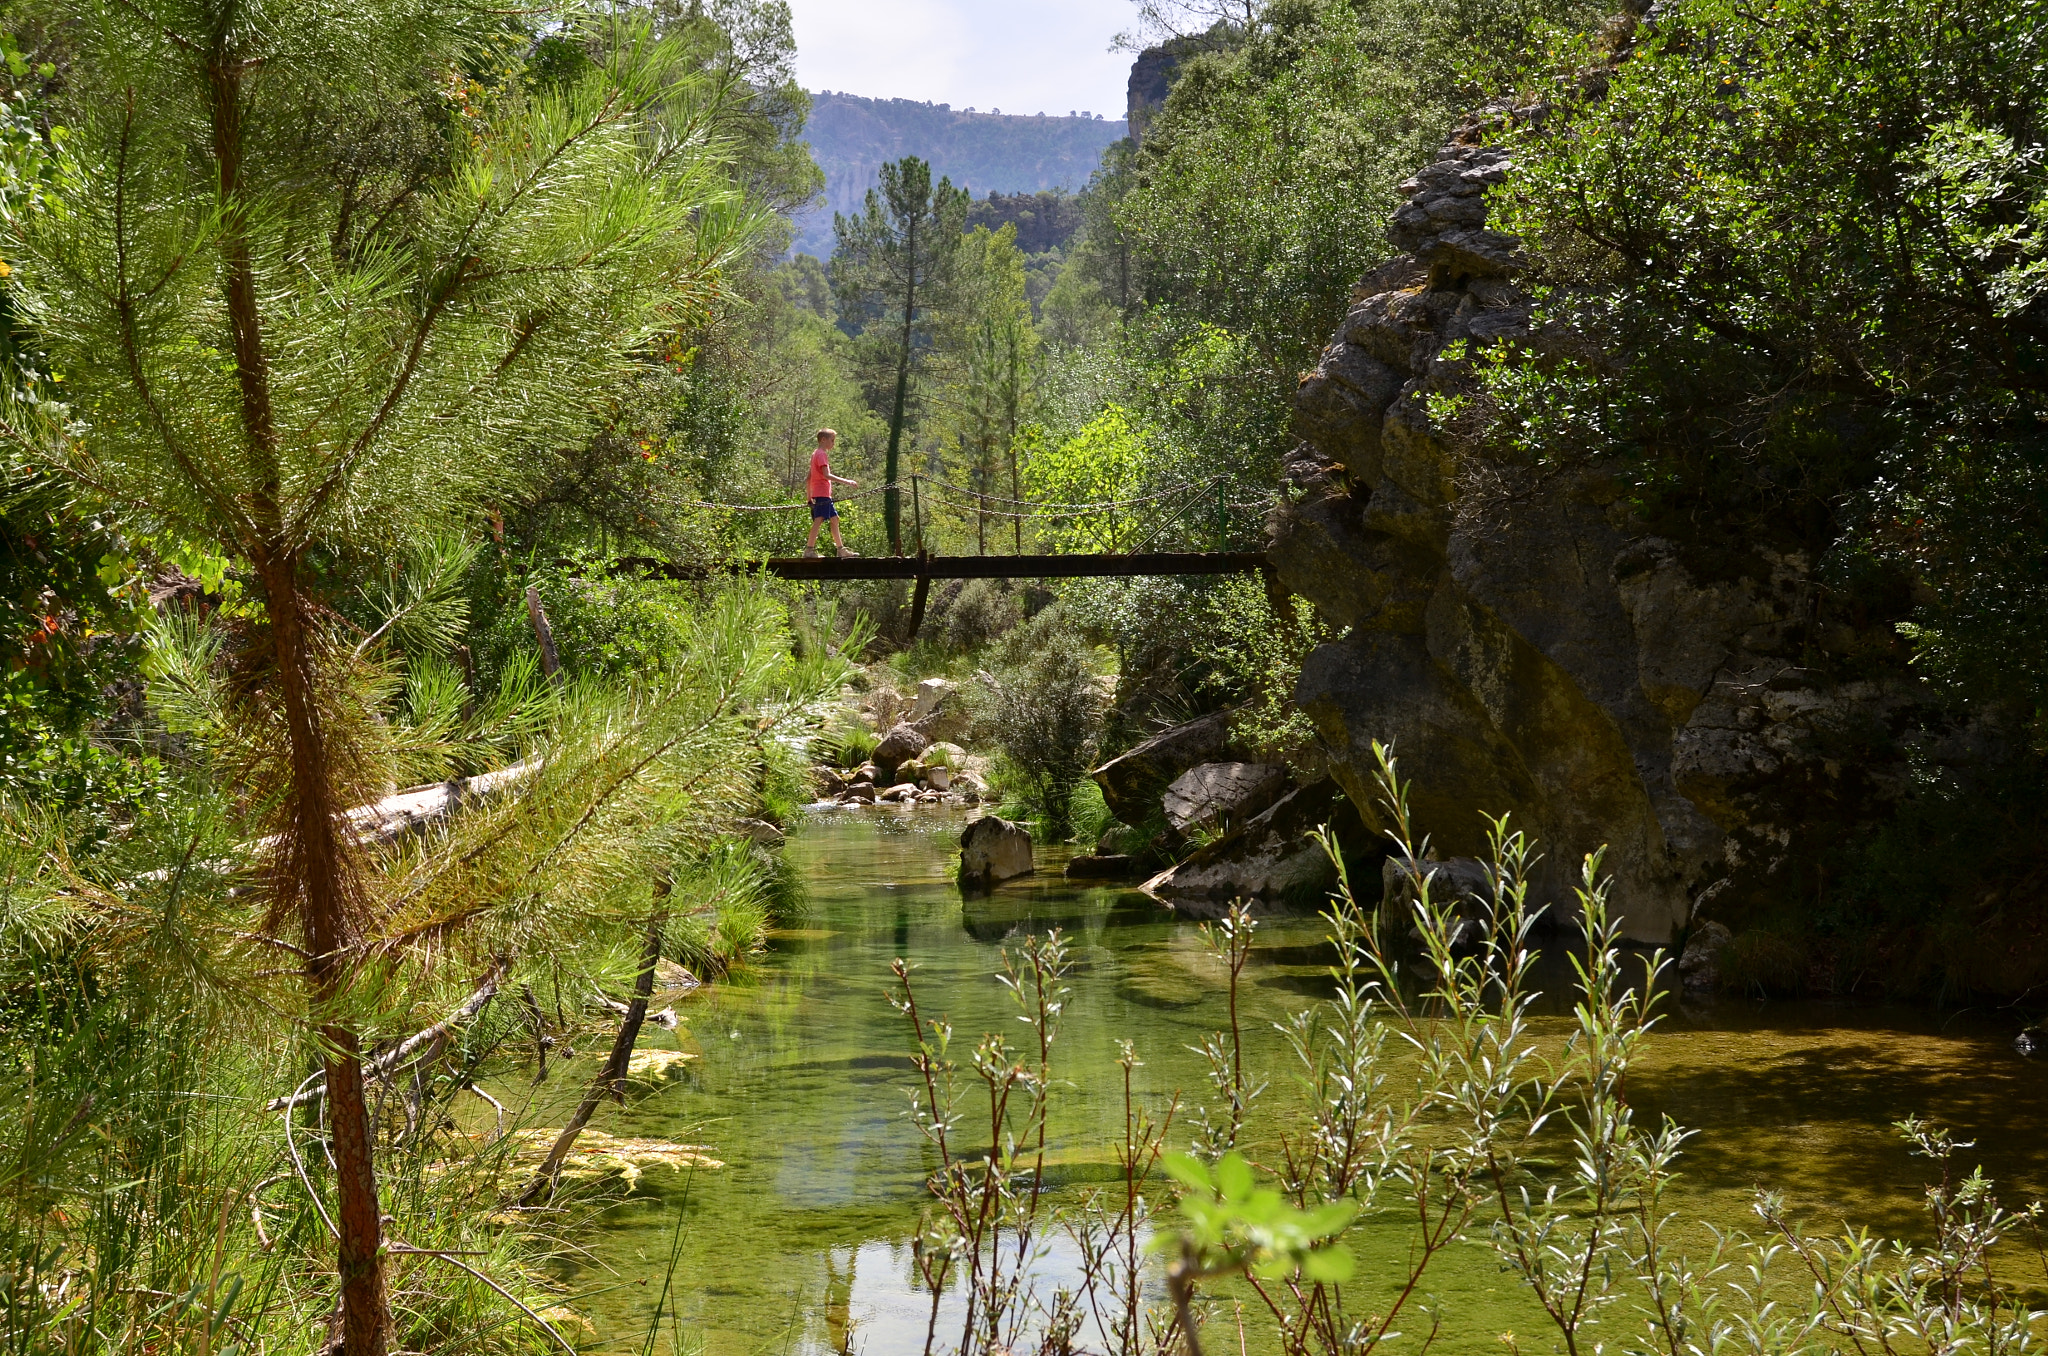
[624, 472, 1273, 636]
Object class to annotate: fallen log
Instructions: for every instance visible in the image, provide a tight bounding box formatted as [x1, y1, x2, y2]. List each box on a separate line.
[267, 956, 509, 1111]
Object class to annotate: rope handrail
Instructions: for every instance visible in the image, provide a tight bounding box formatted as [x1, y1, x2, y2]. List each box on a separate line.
[909, 474, 1224, 512]
[675, 473, 1241, 518]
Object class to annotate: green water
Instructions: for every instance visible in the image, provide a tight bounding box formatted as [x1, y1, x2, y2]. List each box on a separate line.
[556, 806, 2048, 1355]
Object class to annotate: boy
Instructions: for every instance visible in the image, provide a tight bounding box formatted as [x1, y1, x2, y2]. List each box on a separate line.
[803, 428, 860, 558]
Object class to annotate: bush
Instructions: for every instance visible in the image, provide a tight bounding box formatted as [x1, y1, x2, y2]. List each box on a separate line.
[936, 577, 1020, 651]
[982, 611, 1104, 837]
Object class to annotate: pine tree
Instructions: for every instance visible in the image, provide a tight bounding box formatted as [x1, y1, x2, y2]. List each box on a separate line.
[830, 156, 967, 554]
[6, 9, 751, 1352]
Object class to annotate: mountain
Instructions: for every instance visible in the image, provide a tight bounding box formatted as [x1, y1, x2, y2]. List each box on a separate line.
[791, 92, 1126, 257]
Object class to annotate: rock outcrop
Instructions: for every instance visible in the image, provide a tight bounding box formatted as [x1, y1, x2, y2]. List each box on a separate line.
[1271, 121, 1965, 945]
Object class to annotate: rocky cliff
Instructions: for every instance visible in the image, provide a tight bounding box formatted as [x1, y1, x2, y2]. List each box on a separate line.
[1270, 126, 1980, 946]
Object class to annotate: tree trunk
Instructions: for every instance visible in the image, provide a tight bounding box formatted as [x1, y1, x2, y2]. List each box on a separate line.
[885, 254, 916, 556]
[261, 562, 389, 1356]
[523, 899, 669, 1203]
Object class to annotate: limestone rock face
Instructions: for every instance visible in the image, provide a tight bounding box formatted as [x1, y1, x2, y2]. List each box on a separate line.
[1271, 123, 1962, 944]
[1091, 709, 1241, 826]
[959, 815, 1035, 888]
[1162, 762, 1291, 835]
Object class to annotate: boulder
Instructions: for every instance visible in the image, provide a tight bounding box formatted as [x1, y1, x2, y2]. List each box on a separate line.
[1091, 709, 1241, 826]
[879, 782, 919, 803]
[959, 815, 1034, 888]
[924, 741, 967, 769]
[1140, 778, 1367, 916]
[908, 677, 956, 723]
[1379, 855, 1493, 913]
[926, 765, 952, 791]
[873, 723, 931, 773]
[1162, 762, 1291, 835]
[839, 783, 877, 804]
[735, 817, 784, 848]
[1679, 920, 1734, 993]
[913, 705, 972, 744]
[810, 766, 845, 799]
[850, 762, 878, 785]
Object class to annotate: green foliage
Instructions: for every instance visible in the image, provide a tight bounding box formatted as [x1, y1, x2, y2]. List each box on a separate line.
[965, 190, 1084, 255]
[821, 716, 880, 768]
[1159, 1150, 1356, 1283]
[1488, 0, 2048, 721]
[832, 156, 971, 552]
[928, 224, 1039, 553]
[1197, 575, 1335, 764]
[1022, 404, 1152, 552]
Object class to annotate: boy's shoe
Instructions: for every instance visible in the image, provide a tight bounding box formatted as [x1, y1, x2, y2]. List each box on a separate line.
[837, 547, 860, 558]
[801, 547, 819, 558]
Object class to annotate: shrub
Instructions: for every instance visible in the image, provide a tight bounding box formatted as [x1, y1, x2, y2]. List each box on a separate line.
[982, 616, 1104, 837]
[938, 577, 1020, 651]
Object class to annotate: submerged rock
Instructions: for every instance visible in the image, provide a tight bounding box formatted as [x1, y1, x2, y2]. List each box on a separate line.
[625, 1048, 697, 1081]
[959, 815, 1034, 888]
[1066, 853, 1142, 881]
[505, 1127, 722, 1187]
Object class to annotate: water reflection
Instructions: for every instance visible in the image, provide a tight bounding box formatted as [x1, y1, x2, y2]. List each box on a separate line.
[560, 805, 2048, 1355]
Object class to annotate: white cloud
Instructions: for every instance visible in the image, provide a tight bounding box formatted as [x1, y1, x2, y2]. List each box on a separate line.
[787, 0, 1132, 119]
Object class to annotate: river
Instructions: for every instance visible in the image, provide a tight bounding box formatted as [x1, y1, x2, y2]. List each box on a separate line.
[556, 805, 2048, 1354]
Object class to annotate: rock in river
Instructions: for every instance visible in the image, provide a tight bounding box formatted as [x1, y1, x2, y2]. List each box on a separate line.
[959, 815, 1034, 888]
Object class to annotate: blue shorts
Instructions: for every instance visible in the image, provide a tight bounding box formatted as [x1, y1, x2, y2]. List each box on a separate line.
[810, 496, 837, 520]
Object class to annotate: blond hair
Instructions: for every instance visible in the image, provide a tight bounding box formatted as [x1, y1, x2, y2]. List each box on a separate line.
[815, 428, 837, 444]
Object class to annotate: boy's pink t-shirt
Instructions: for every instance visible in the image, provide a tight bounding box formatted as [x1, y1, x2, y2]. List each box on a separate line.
[808, 447, 831, 497]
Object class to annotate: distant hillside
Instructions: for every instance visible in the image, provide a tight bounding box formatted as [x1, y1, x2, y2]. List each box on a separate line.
[792, 92, 1126, 258]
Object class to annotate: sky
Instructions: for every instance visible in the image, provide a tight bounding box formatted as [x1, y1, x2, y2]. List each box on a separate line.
[785, 0, 1134, 120]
